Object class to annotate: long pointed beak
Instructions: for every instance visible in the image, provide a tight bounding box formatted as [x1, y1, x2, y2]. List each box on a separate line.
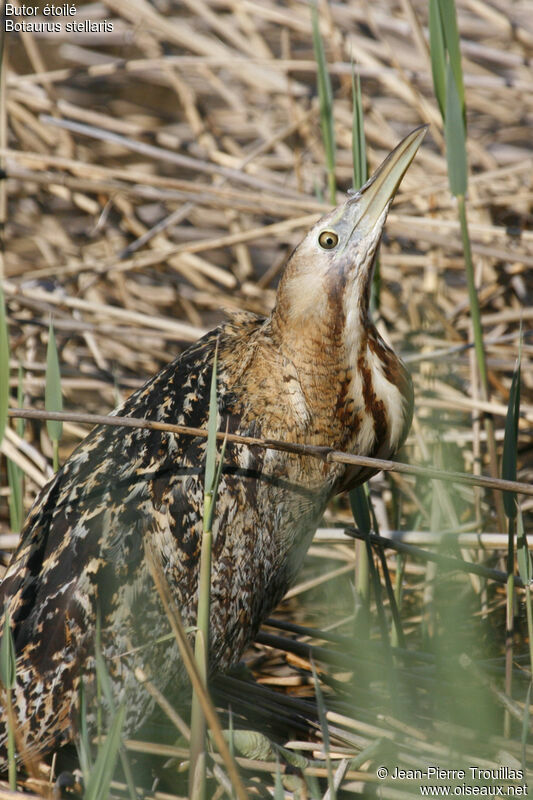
[349, 125, 428, 235]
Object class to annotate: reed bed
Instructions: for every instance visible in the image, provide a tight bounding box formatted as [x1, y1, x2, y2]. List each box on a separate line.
[1, 0, 533, 797]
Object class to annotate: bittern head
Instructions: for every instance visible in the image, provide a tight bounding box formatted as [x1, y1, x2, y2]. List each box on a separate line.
[274, 125, 427, 335]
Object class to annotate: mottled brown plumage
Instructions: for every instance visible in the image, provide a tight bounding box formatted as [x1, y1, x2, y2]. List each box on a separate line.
[0, 127, 426, 765]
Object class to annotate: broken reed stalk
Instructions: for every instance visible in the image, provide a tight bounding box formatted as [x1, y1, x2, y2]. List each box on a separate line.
[7, 407, 533, 502]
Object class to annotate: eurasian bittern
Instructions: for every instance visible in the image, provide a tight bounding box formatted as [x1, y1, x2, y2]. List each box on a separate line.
[0, 126, 426, 764]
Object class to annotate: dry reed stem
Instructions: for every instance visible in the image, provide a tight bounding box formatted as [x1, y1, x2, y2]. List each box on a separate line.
[1, 0, 533, 792]
[7, 405, 533, 500]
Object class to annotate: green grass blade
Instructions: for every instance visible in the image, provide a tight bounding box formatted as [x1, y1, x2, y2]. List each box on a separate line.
[350, 485, 371, 636]
[274, 759, 284, 800]
[0, 606, 16, 691]
[15, 364, 24, 437]
[516, 508, 531, 589]
[310, 659, 336, 800]
[204, 343, 219, 497]
[0, 606, 17, 790]
[431, 0, 506, 530]
[350, 65, 379, 310]
[351, 70, 367, 190]
[350, 485, 371, 535]
[77, 678, 93, 782]
[0, 284, 9, 447]
[190, 343, 221, 800]
[428, 0, 446, 119]
[304, 770, 322, 800]
[311, 3, 336, 204]
[93, 616, 137, 800]
[8, 366, 25, 532]
[444, 61, 467, 196]
[436, 0, 505, 530]
[517, 505, 533, 685]
[437, 0, 465, 120]
[45, 319, 63, 462]
[7, 458, 23, 533]
[226, 709, 236, 800]
[94, 616, 115, 713]
[502, 348, 521, 519]
[83, 703, 126, 800]
[206, 432, 227, 533]
[198, 344, 219, 649]
[521, 681, 532, 772]
[190, 631, 207, 800]
[505, 509, 515, 738]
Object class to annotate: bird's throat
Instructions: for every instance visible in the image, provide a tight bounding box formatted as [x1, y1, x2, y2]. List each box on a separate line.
[267, 291, 411, 463]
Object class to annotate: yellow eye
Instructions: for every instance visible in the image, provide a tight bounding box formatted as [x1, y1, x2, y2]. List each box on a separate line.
[318, 230, 339, 249]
